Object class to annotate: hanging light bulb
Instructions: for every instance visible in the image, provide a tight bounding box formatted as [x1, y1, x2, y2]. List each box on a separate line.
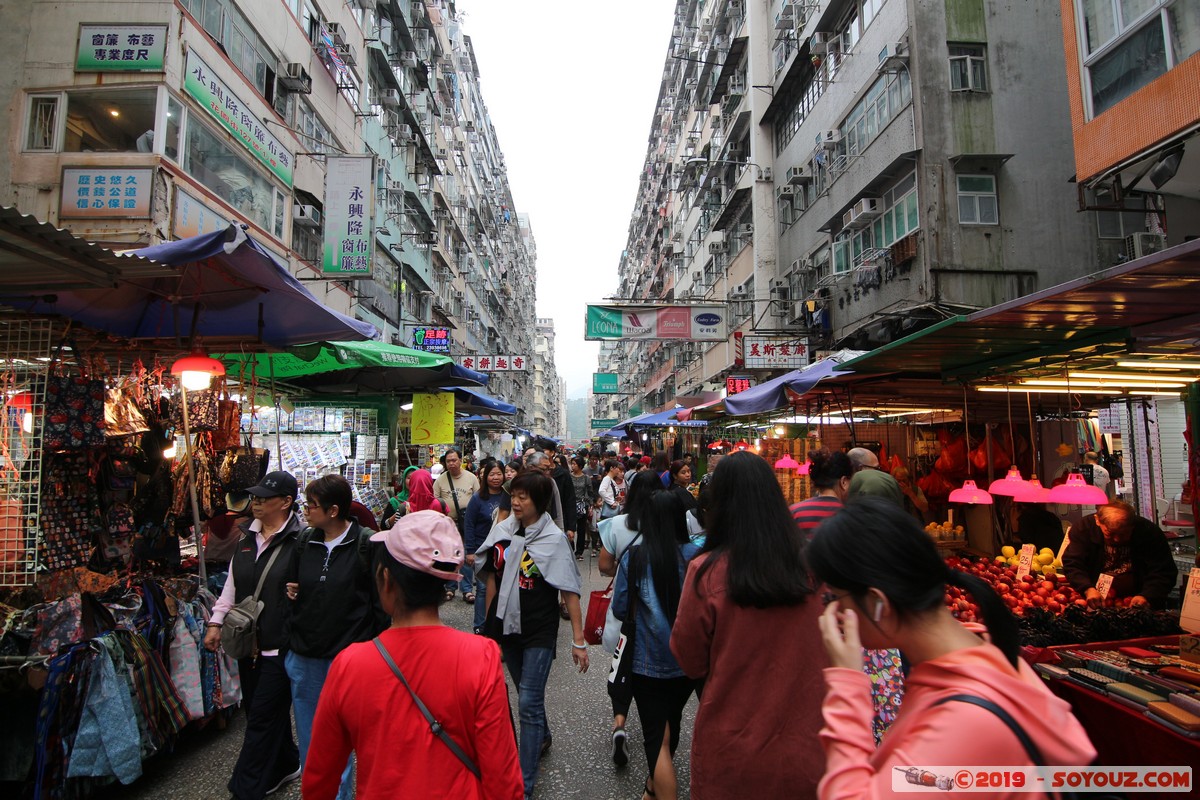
[171, 350, 225, 391]
[948, 480, 994, 505]
[162, 439, 178, 459]
[1046, 472, 1109, 505]
[988, 465, 1029, 498]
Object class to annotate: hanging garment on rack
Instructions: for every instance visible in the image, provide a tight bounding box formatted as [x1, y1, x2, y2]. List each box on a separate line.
[38, 453, 104, 573]
[111, 630, 188, 758]
[168, 610, 204, 720]
[33, 642, 98, 800]
[66, 642, 142, 784]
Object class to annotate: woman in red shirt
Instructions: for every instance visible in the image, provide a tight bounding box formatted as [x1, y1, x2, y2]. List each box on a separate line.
[302, 511, 521, 800]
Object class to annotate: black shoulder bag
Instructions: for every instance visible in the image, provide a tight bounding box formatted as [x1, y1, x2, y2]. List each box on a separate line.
[373, 638, 481, 779]
[447, 473, 466, 536]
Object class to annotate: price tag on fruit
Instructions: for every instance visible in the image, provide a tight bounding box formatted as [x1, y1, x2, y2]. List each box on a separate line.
[1095, 572, 1114, 600]
[1015, 544, 1037, 579]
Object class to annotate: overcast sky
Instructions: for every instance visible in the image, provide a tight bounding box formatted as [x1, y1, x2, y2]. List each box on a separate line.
[454, 0, 677, 400]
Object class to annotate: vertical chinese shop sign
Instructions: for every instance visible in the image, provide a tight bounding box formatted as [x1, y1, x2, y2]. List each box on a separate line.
[323, 155, 376, 276]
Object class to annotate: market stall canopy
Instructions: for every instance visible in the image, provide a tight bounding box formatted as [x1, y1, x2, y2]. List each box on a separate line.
[723, 351, 863, 416]
[0, 206, 177, 292]
[6, 224, 376, 348]
[444, 386, 517, 416]
[217, 341, 486, 394]
[598, 427, 628, 439]
[626, 406, 708, 427]
[674, 397, 725, 421]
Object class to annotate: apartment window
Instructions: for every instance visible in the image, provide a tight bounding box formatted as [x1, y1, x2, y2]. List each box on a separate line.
[957, 175, 999, 225]
[165, 96, 183, 161]
[868, 173, 919, 247]
[1080, 1, 1199, 115]
[25, 95, 59, 151]
[63, 88, 158, 152]
[949, 44, 989, 92]
[183, 117, 284, 234]
[1096, 209, 1148, 238]
[840, 70, 911, 158]
[178, 0, 277, 101]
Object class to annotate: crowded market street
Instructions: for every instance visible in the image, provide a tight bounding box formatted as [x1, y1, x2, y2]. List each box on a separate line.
[92, 553, 692, 800]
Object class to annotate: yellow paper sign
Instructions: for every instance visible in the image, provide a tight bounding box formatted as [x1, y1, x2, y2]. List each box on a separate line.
[411, 393, 455, 444]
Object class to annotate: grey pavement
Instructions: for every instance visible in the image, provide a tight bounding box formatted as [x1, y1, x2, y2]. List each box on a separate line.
[95, 549, 695, 799]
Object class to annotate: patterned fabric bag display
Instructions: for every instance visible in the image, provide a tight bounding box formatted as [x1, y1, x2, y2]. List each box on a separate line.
[43, 374, 107, 450]
[38, 452, 103, 572]
[171, 389, 219, 432]
[104, 381, 150, 438]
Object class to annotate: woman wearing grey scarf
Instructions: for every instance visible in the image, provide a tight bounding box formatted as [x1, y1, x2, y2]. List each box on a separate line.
[475, 471, 588, 800]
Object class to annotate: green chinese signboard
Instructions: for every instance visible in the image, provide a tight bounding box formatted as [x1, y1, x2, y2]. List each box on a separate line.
[76, 24, 167, 72]
[591, 418, 619, 430]
[184, 52, 294, 187]
[593, 372, 619, 394]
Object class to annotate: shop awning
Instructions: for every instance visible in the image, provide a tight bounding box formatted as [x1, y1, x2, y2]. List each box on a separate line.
[626, 406, 707, 427]
[675, 398, 725, 421]
[9, 224, 377, 347]
[836, 239, 1200, 382]
[723, 352, 863, 416]
[0, 206, 176, 292]
[445, 386, 517, 416]
[597, 427, 628, 439]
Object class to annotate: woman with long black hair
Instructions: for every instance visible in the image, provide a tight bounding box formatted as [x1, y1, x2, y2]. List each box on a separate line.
[808, 498, 1095, 799]
[612, 491, 700, 800]
[670, 451, 827, 799]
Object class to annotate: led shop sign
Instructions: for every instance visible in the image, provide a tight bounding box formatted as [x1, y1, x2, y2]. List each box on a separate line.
[184, 52, 294, 186]
[412, 327, 451, 353]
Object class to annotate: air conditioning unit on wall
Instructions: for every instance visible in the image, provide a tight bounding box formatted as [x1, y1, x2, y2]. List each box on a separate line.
[1125, 232, 1166, 259]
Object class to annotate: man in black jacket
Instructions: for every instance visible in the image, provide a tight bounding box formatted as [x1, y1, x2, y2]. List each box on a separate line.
[1064, 500, 1178, 609]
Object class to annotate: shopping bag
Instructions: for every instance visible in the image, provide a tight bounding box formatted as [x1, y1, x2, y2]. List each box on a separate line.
[584, 579, 613, 646]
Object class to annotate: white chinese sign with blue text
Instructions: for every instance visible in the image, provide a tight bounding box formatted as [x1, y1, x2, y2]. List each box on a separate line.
[60, 167, 153, 218]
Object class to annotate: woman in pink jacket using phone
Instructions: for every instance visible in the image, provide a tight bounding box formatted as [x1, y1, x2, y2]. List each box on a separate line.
[808, 497, 1096, 800]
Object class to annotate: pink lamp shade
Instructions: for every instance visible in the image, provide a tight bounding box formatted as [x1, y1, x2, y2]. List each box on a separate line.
[797, 461, 810, 475]
[1013, 477, 1053, 503]
[988, 465, 1029, 498]
[773, 454, 801, 470]
[1046, 472, 1109, 505]
[948, 479, 994, 505]
[734, 439, 750, 451]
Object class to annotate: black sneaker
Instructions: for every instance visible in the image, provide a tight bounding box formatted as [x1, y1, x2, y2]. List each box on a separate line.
[265, 766, 301, 796]
[539, 734, 553, 759]
[611, 727, 628, 766]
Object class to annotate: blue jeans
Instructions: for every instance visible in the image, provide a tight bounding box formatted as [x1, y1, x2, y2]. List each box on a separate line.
[284, 651, 353, 800]
[472, 575, 488, 631]
[445, 560, 475, 597]
[501, 645, 554, 799]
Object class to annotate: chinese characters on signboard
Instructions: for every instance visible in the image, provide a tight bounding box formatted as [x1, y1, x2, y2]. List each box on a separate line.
[172, 186, 228, 239]
[183, 52, 293, 186]
[412, 327, 451, 353]
[726, 376, 755, 395]
[743, 336, 810, 370]
[76, 24, 167, 71]
[60, 167, 153, 219]
[457, 356, 529, 372]
[322, 155, 375, 276]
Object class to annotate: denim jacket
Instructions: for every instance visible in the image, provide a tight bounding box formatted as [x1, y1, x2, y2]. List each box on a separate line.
[612, 542, 701, 679]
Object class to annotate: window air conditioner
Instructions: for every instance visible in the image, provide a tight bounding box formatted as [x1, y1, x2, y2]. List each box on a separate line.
[691, 270, 704, 283]
[729, 0, 745, 13]
[820, 130, 840, 150]
[387, 180, 404, 194]
[382, 89, 400, 107]
[326, 23, 347, 47]
[337, 43, 358, 67]
[728, 75, 746, 94]
[729, 282, 749, 299]
[842, 208, 857, 229]
[777, 185, 796, 197]
[400, 51, 419, 68]
[1125, 232, 1166, 259]
[792, 256, 815, 272]
[278, 63, 312, 94]
[770, 278, 788, 292]
[786, 165, 812, 185]
[810, 32, 832, 55]
[738, 223, 753, 236]
[708, 241, 728, 254]
[855, 197, 881, 222]
[293, 204, 322, 228]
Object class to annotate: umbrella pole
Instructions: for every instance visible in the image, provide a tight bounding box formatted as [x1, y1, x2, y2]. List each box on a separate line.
[269, 354, 281, 468]
[179, 386, 208, 585]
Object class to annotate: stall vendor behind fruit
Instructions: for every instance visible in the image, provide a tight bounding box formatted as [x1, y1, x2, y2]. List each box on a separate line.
[1062, 500, 1177, 609]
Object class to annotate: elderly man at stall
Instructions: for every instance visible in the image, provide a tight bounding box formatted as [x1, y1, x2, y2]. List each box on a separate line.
[846, 447, 903, 507]
[1063, 500, 1177, 609]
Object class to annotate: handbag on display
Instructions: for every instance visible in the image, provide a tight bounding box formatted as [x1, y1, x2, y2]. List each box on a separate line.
[131, 521, 181, 568]
[172, 388, 220, 432]
[43, 351, 107, 451]
[211, 383, 242, 451]
[218, 446, 269, 493]
[104, 380, 150, 438]
[220, 544, 284, 660]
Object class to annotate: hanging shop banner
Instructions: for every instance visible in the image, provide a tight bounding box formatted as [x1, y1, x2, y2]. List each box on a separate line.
[76, 24, 167, 72]
[585, 304, 728, 342]
[743, 336, 810, 370]
[412, 327, 451, 353]
[593, 373, 619, 394]
[172, 186, 228, 239]
[322, 155, 376, 276]
[411, 392, 455, 445]
[184, 51, 294, 186]
[457, 355, 529, 372]
[60, 167, 153, 219]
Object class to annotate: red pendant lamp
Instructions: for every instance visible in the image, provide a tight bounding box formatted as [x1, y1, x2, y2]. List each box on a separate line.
[988, 465, 1029, 498]
[1046, 472, 1109, 505]
[948, 479, 994, 505]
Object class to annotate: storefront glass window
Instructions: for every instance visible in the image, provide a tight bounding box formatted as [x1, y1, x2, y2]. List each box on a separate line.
[63, 88, 158, 152]
[165, 96, 182, 161]
[183, 118, 278, 231]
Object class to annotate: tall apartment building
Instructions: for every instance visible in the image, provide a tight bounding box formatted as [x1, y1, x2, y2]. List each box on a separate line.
[1, 0, 540, 424]
[533, 317, 565, 439]
[1058, 1, 1199, 252]
[602, 0, 1123, 418]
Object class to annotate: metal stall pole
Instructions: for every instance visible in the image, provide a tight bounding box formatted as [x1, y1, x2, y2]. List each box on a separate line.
[1141, 400, 1160, 524]
[179, 386, 207, 585]
[1126, 398, 1140, 516]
